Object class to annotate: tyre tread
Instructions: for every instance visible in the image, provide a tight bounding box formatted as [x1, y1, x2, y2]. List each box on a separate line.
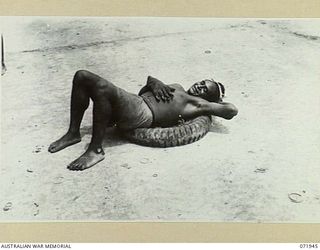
[121, 116, 212, 148]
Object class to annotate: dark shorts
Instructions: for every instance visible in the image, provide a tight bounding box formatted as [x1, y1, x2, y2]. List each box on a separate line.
[113, 87, 153, 130]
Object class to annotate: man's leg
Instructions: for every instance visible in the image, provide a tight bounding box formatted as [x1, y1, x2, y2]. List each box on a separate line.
[48, 70, 92, 153]
[67, 76, 115, 171]
[206, 102, 238, 120]
[48, 70, 117, 170]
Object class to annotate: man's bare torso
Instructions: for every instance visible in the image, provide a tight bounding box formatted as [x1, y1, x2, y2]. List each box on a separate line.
[141, 84, 207, 127]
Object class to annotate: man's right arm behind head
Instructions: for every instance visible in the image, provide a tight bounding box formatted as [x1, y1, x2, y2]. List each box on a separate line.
[210, 102, 238, 120]
[194, 100, 238, 120]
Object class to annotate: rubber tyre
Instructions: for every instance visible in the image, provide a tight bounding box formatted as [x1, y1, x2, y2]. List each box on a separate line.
[122, 116, 212, 147]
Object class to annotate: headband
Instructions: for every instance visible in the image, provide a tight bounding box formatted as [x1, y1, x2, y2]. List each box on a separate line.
[215, 81, 224, 100]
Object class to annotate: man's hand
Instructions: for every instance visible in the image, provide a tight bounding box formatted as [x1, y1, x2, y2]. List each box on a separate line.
[147, 76, 175, 102]
[152, 84, 175, 102]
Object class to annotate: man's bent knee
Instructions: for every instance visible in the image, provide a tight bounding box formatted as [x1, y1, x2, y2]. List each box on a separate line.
[74, 70, 103, 83]
[74, 70, 91, 81]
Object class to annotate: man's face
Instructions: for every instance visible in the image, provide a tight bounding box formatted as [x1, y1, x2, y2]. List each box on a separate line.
[187, 79, 223, 102]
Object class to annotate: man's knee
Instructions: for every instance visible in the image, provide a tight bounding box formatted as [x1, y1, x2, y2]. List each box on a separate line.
[74, 70, 91, 82]
[73, 70, 116, 97]
[73, 70, 105, 89]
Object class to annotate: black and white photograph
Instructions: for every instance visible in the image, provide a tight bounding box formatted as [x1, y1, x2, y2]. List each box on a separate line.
[1, 16, 319, 222]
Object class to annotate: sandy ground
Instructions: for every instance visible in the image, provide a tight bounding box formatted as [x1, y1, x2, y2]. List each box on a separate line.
[0, 17, 320, 222]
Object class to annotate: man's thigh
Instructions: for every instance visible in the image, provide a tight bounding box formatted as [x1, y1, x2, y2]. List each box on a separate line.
[113, 89, 153, 130]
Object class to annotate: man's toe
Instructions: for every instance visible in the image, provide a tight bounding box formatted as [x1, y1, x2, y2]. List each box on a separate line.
[68, 166, 77, 171]
[67, 162, 75, 170]
[49, 143, 60, 153]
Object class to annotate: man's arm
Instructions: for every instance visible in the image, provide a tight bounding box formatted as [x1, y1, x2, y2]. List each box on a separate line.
[209, 102, 238, 120]
[138, 85, 149, 96]
[197, 101, 238, 120]
[138, 76, 175, 102]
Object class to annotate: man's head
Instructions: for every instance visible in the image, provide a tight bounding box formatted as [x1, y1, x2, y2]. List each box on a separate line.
[187, 79, 225, 102]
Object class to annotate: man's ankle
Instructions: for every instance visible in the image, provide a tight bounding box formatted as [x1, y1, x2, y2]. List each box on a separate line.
[67, 130, 80, 136]
[88, 144, 104, 154]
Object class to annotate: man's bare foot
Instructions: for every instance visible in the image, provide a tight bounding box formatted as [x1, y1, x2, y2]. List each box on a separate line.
[67, 147, 105, 171]
[48, 132, 81, 153]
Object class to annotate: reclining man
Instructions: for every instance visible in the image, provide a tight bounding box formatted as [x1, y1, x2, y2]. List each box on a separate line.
[48, 70, 238, 171]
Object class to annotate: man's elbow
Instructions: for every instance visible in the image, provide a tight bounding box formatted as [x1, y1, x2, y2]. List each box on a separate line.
[147, 75, 155, 83]
[224, 104, 238, 120]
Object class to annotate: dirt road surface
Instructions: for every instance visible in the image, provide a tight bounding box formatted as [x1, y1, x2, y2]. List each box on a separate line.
[1, 17, 319, 221]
